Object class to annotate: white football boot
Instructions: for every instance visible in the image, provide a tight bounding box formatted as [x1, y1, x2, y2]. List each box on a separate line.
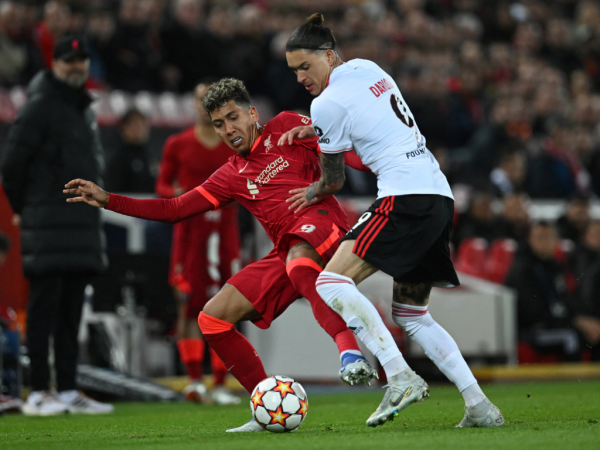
[22, 391, 69, 416]
[456, 398, 505, 428]
[339, 353, 378, 386]
[226, 418, 265, 433]
[183, 381, 208, 403]
[211, 386, 241, 406]
[57, 390, 114, 414]
[366, 370, 429, 427]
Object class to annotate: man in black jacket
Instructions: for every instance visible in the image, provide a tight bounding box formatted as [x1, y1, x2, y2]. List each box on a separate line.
[505, 221, 582, 360]
[570, 221, 600, 360]
[0, 36, 112, 416]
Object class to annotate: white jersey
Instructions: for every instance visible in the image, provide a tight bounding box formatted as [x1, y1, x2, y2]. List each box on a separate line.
[311, 59, 454, 200]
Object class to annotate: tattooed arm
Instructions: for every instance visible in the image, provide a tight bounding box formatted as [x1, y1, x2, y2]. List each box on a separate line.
[287, 152, 346, 213]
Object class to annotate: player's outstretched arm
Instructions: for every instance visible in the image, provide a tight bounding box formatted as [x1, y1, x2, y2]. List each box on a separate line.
[64, 179, 215, 223]
[64, 179, 110, 208]
[287, 153, 345, 213]
[277, 125, 316, 146]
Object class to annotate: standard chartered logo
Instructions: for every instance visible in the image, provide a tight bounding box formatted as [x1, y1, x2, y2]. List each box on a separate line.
[255, 156, 289, 185]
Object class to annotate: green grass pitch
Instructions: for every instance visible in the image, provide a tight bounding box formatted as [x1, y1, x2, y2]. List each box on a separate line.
[1, 381, 599, 449]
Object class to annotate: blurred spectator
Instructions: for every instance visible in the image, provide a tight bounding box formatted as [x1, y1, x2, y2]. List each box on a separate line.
[527, 117, 590, 198]
[86, 5, 116, 85]
[556, 195, 591, 243]
[453, 192, 500, 247]
[105, 108, 155, 193]
[0, 35, 112, 416]
[571, 221, 600, 360]
[444, 64, 486, 148]
[222, 5, 270, 95]
[102, 0, 160, 91]
[0, 0, 42, 87]
[496, 193, 530, 243]
[33, 0, 70, 68]
[160, 0, 219, 92]
[542, 18, 580, 75]
[505, 222, 581, 361]
[490, 150, 527, 197]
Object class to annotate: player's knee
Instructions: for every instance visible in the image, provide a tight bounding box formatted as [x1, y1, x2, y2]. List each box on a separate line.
[393, 312, 432, 336]
[392, 282, 432, 306]
[198, 311, 234, 335]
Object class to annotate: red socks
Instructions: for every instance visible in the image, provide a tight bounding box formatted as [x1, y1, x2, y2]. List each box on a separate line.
[286, 257, 362, 355]
[198, 312, 267, 394]
[177, 338, 204, 381]
[210, 348, 228, 387]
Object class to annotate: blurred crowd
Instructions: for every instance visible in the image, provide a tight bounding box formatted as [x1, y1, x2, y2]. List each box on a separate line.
[452, 193, 600, 362]
[1, 0, 600, 200]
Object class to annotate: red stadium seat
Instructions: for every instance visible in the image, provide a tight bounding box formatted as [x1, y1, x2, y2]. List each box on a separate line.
[455, 238, 488, 279]
[517, 342, 561, 364]
[485, 239, 518, 284]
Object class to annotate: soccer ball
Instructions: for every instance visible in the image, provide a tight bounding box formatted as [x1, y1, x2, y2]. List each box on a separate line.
[250, 375, 308, 433]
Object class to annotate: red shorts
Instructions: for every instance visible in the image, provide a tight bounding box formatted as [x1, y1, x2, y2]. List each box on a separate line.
[170, 206, 241, 319]
[228, 214, 347, 329]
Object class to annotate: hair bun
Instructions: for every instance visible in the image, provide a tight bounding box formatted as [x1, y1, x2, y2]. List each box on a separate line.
[306, 13, 324, 26]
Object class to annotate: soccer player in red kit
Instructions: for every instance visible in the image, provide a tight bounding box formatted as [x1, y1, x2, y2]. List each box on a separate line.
[155, 81, 241, 405]
[64, 78, 376, 432]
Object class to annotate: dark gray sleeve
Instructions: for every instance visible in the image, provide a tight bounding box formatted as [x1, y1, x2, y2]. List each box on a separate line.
[0, 100, 46, 214]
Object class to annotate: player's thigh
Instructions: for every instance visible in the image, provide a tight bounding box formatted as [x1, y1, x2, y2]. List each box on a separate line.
[324, 240, 379, 285]
[203, 283, 261, 324]
[392, 281, 433, 306]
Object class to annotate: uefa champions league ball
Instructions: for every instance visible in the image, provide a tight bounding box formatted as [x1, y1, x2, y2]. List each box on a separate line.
[250, 375, 308, 433]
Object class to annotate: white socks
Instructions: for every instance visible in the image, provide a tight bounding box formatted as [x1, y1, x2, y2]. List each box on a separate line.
[392, 302, 484, 405]
[462, 383, 486, 407]
[316, 271, 409, 378]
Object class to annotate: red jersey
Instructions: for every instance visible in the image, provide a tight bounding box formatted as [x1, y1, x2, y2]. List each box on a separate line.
[107, 112, 370, 247]
[155, 127, 239, 290]
[156, 127, 236, 198]
[197, 112, 352, 246]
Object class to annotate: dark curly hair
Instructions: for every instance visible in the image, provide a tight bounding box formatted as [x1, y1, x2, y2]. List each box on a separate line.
[201, 78, 251, 116]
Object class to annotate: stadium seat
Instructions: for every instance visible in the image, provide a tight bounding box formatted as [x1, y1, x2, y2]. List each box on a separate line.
[517, 342, 561, 364]
[485, 239, 517, 284]
[455, 238, 488, 279]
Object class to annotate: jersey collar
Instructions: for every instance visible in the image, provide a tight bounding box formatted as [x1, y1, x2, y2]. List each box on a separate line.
[250, 136, 261, 153]
[248, 124, 265, 154]
[324, 62, 346, 91]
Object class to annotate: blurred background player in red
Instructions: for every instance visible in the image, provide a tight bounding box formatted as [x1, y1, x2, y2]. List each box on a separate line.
[155, 80, 241, 405]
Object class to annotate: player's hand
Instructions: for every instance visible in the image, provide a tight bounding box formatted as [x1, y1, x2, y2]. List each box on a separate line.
[278, 125, 316, 146]
[287, 183, 323, 213]
[12, 214, 20, 227]
[63, 179, 110, 208]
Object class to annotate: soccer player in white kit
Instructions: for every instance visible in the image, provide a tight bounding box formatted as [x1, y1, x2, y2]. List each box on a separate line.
[280, 13, 504, 428]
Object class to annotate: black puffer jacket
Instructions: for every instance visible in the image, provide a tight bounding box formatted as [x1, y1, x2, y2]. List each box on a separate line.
[0, 70, 107, 276]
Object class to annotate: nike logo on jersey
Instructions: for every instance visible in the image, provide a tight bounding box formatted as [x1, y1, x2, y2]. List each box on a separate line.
[239, 161, 250, 173]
